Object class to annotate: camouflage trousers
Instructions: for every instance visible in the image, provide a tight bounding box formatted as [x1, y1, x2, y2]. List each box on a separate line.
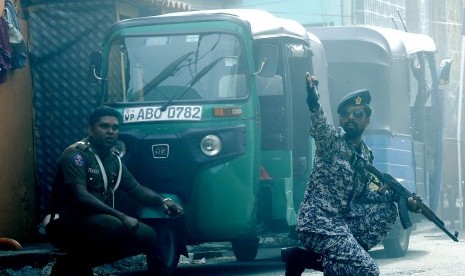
[298, 201, 397, 276]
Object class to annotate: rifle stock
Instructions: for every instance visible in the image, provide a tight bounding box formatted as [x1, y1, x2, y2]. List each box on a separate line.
[360, 161, 459, 242]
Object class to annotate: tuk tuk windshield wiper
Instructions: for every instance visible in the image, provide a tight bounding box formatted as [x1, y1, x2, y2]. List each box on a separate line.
[126, 51, 194, 101]
[160, 57, 223, 111]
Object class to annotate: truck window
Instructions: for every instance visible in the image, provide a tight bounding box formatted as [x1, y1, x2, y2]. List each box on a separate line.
[105, 33, 247, 103]
[256, 75, 283, 96]
[408, 53, 434, 108]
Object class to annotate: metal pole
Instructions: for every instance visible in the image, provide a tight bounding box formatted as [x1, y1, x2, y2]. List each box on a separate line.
[457, 9, 465, 229]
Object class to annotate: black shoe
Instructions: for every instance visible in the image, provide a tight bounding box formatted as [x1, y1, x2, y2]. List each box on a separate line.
[147, 254, 170, 276]
[51, 255, 93, 276]
[282, 247, 306, 276]
[281, 246, 323, 276]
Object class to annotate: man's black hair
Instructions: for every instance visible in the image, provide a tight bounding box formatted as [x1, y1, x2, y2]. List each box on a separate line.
[88, 105, 122, 126]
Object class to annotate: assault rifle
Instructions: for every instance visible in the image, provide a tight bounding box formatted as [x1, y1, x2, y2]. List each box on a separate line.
[354, 153, 459, 242]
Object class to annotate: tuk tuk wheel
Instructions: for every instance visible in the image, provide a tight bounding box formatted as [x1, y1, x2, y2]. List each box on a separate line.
[382, 218, 411, 258]
[231, 237, 259, 261]
[155, 222, 180, 274]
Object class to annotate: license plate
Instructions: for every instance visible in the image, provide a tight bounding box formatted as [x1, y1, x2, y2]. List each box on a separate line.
[123, 105, 202, 123]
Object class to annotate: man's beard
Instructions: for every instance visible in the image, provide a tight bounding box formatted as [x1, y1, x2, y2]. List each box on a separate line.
[343, 125, 365, 139]
[90, 137, 116, 152]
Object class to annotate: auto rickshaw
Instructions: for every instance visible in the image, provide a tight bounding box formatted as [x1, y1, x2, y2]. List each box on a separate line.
[89, 9, 329, 271]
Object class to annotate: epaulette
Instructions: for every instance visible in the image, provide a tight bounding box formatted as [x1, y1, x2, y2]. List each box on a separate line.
[359, 142, 374, 163]
[75, 141, 90, 151]
[111, 148, 121, 157]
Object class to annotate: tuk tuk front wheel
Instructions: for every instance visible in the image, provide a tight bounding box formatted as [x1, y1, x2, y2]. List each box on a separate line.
[152, 223, 180, 274]
[231, 237, 259, 261]
[382, 219, 411, 258]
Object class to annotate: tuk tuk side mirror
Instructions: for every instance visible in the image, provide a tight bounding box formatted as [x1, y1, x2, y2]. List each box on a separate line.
[88, 51, 103, 83]
[438, 58, 452, 85]
[254, 44, 278, 77]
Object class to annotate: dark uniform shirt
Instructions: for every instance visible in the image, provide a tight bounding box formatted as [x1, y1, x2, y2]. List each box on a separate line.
[51, 138, 138, 214]
[297, 106, 391, 236]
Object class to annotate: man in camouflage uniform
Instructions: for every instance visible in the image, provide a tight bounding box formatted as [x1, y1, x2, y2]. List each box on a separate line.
[288, 75, 400, 276]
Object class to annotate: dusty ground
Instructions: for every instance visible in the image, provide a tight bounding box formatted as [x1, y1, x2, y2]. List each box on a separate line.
[0, 233, 297, 275]
[0, 254, 148, 276]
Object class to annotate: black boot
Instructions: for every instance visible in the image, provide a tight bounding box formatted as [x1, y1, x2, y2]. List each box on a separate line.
[281, 247, 323, 276]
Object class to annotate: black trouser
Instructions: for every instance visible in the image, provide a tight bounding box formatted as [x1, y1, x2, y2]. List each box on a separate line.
[46, 213, 160, 268]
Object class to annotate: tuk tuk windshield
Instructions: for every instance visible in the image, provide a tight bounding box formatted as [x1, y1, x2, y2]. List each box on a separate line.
[106, 33, 247, 103]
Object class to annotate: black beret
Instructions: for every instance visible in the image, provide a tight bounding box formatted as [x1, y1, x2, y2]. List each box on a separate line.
[337, 89, 372, 117]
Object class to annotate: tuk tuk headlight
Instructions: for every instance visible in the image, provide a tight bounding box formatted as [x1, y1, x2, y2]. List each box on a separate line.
[200, 135, 222, 156]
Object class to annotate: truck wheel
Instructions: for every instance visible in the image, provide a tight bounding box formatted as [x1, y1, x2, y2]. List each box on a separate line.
[231, 237, 259, 261]
[382, 219, 411, 258]
[153, 223, 180, 274]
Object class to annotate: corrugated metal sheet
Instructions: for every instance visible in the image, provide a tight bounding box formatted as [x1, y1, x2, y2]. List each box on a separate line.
[28, 0, 191, 218]
[28, 0, 116, 216]
[27, 0, 190, 11]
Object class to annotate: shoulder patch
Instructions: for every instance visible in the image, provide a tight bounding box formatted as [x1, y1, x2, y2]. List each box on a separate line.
[73, 153, 85, 167]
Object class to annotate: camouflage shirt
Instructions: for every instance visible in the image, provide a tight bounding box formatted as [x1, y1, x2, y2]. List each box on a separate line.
[296, 106, 391, 236]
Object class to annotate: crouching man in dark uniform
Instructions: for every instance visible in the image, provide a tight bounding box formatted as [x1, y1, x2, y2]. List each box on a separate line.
[282, 75, 419, 275]
[45, 105, 183, 276]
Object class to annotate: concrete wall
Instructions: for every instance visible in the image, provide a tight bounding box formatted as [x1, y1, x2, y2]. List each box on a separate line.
[187, 0, 343, 27]
[0, 0, 35, 241]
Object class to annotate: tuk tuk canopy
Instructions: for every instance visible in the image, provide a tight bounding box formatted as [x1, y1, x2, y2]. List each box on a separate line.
[311, 26, 437, 67]
[157, 9, 309, 41]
